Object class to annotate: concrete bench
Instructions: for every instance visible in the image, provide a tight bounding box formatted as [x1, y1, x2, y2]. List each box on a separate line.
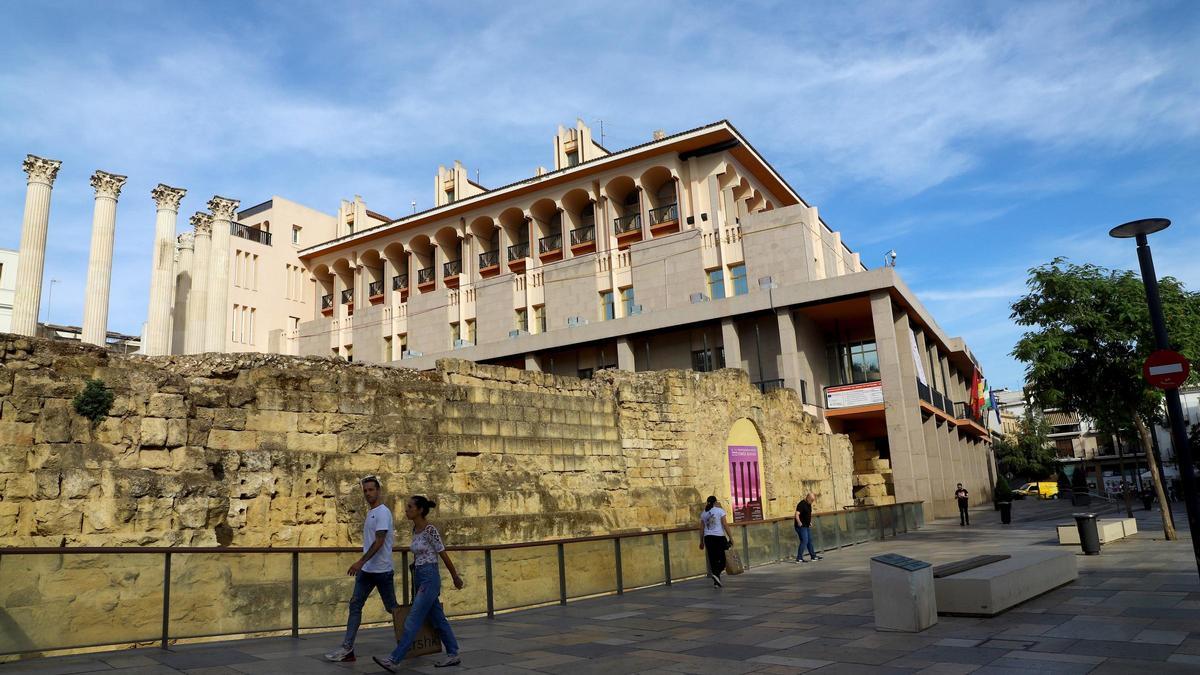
[934, 549, 1077, 617]
[1056, 517, 1138, 545]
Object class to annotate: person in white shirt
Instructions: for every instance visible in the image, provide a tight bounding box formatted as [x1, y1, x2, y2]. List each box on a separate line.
[699, 495, 733, 587]
[324, 476, 397, 663]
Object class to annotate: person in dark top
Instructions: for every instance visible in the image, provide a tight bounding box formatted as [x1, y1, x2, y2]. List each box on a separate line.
[955, 483, 970, 526]
[793, 492, 821, 563]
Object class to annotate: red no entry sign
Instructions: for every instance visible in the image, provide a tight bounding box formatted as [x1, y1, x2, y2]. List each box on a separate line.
[1144, 350, 1191, 389]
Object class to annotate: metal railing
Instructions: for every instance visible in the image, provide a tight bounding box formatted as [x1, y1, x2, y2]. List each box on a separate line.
[570, 225, 595, 246]
[648, 203, 678, 226]
[0, 502, 921, 659]
[478, 250, 499, 269]
[367, 280, 384, 297]
[507, 242, 529, 261]
[954, 401, 986, 426]
[538, 233, 562, 254]
[320, 294, 333, 310]
[930, 389, 945, 412]
[754, 379, 785, 394]
[231, 223, 272, 246]
[614, 213, 642, 234]
[916, 380, 932, 404]
[339, 289, 353, 305]
[443, 259, 462, 277]
[392, 274, 408, 291]
[417, 267, 435, 285]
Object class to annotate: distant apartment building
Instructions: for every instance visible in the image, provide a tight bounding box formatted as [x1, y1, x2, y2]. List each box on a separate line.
[0, 247, 16, 334]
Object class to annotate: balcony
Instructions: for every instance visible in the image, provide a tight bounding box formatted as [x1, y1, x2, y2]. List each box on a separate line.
[368, 280, 384, 304]
[340, 289, 353, 304]
[614, 213, 642, 235]
[392, 273, 408, 291]
[231, 223, 272, 246]
[417, 267, 435, 290]
[570, 224, 595, 250]
[478, 249, 500, 275]
[916, 381, 932, 404]
[507, 241, 529, 272]
[321, 293, 333, 316]
[954, 401, 989, 437]
[648, 203, 679, 235]
[538, 233, 562, 261]
[443, 259, 462, 288]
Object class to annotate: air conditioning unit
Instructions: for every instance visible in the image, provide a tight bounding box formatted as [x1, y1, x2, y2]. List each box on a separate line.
[758, 276, 777, 289]
[690, 293, 708, 304]
[508, 329, 522, 338]
[566, 317, 578, 327]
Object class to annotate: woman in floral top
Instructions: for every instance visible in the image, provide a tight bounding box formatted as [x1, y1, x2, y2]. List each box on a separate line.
[374, 496, 464, 671]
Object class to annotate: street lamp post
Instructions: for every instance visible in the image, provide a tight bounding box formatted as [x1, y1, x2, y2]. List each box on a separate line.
[1110, 218, 1200, 578]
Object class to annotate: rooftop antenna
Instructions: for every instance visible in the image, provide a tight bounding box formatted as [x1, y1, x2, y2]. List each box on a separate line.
[594, 118, 606, 146]
[43, 278, 59, 324]
[476, 168, 480, 184]
[883, 249, 897, 267]
[411, 200, 417, 214]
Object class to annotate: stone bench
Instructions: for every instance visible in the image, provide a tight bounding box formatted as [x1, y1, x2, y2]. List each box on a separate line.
[934, 549, 1077, 617]
[1056, 517, 1138, 545]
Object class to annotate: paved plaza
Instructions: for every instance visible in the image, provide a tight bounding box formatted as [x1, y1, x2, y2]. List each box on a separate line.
[4, 500, 1198, 674]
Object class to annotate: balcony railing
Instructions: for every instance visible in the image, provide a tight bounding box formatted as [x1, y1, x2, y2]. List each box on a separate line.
[320, 294, 333, 310]
[570, 225, 595, 246]
[507, 241, 529, 261]
[538, 233, 562, 254]
[368, 280, 384, 298]
[614, 213, 642, 234]
[954, 401, 986, 426]
[231, 223, 272, 246]
[0, 502, 922, 658]
[340, 289, 353, 304]
[916, 381, 932, 404]
[443, 259, 462, 277]
[931, 389, 945, 414]
[648, 203, 679, 226]
[417, 267, 435, 285]
[392, 274, 408, 291]
[478, 249, 499, 269]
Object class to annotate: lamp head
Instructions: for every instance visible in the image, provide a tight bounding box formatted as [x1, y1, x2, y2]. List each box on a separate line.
[1109, 218, 1170, 239]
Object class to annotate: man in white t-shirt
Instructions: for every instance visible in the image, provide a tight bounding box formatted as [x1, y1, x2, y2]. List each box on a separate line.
[325, 476, 398, 663]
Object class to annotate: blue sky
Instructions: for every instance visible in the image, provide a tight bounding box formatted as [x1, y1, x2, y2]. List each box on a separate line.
[1, 1, 1197, 388]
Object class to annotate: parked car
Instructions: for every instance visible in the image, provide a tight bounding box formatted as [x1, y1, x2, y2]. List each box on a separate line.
[1013, 481, 1059, 500]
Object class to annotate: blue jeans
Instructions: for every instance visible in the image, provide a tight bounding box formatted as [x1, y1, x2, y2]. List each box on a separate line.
[342, 570, 399, 649]
[390, 563, 460, 660]
[795, 525, 816, 560]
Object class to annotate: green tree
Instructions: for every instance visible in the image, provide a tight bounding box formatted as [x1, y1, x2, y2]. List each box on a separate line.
[1010, 258, 1200, 540]
[72, 378, 114, 424]
[994, 407, 1057, 479]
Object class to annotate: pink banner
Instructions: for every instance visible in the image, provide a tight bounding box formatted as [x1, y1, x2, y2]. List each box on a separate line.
[728, 445, 763, 522]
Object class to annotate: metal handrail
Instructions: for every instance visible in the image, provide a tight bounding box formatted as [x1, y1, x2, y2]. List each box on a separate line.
[614, 212, 641, 234]
[648, 203, 678, 226]
[339, 289, 353, 304]
[231, 223, 272, 246]
[538, 233, 562, 254]
[570, 225, 595, 246]
[443, 259, 462, 277]
[392, 274, 408, 291]
[478, 249, 499, 268]
[320, 294, 333, 310]
[417, 267, 435, 284]
[507, 241, 529, 261]
[367, 280, 384, 297]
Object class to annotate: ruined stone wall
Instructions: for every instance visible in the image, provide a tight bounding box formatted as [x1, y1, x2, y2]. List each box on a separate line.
[0, 335, 851, 549]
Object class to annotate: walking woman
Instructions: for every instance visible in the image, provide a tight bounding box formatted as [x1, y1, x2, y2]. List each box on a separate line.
[373, 496, 463, 671]
[699, 495, 733, 588]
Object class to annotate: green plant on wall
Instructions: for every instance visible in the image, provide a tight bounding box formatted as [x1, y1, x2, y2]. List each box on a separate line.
[73, 378, 114, 424]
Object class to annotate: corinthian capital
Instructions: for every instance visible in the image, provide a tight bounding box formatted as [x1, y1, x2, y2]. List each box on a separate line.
[190, 211, 214, 236]
[90, 170, 128, 199]
[176, 231, 195, 250]
[23, 154, 63, 185]
[151, 183, 187, 211]
[207, 195, 241, 221]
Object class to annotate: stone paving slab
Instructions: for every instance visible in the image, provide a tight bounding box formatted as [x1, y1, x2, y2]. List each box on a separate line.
[2, 501, 1196, 674]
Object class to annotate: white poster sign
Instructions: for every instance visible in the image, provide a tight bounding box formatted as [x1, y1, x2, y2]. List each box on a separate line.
[826, 381, 884, 409]
[909, 327, 928, 385]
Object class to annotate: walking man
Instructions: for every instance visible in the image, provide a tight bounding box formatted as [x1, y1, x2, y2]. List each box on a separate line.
[325, 476, 398, 663]
[794, 491, 822, 563]
[955, 483, 970, 526]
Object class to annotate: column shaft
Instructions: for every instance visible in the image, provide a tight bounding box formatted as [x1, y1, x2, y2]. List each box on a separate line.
[205, 196, 239, 352]
[146, 184, 186, 355]
[11, 155, 62, 336]
[186, 214, 212, 353]
[81, 170, 127, 346]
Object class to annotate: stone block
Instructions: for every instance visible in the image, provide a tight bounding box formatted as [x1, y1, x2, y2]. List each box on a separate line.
[140, 417, 168, 448]
[140, 449, 172, 469]
[147, 393, 187, 418]
[208, 429, 259, 452]
[935, 549, 1076, 616]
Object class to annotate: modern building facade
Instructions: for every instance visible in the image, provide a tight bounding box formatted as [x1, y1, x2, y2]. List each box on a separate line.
[0, 247, 17, 334]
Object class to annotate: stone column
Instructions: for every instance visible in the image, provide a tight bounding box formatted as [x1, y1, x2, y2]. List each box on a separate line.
[186, 212, 213, 353]
[171, 233, 194, 355]
[144, 184, 187, 355]
[205, 196, 240, 352]
[11, 155, 62, 336]
[81, 170, 128, 346]
[775, 308, 804, 398]
[721, 318, 743, 371]
[616, 336, 635, 371]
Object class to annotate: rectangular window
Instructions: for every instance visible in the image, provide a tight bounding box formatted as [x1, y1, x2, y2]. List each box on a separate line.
[291, 225, 301, 245]
[465, 319, 476, 345]
[566, 150, 579, 167]
[232, 304, 241, 342]
[729, 264, 748, 296]
[600, 291, 615, 321]
[383, 336, 392, 361]
[233, 251, 241, 287]
[578, 367, 594, 379]
[691, 346, 726, 372]
[289, 316, 300, 332]
[450, 321, 460, 343]
[248, 308, 256, 344]
[252, 254, 259, 290]
[707, 269, 725, 300]
[399, 333, 408, 355]
[827, 340, 881, 385]
[515, 308, 528, 332]
[620, 287, 635, 317]
[533, 305, 546, 334]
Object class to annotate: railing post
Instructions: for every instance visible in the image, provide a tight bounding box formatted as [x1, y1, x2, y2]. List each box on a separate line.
[160, 551, 172, 651]
[662, 533, 671, 586]
[741, 526, 750, 569]
[834, 514, 842, 549]
[880, 507, 886, 541]
[614, 538, 623, 595]
[401, 551, 410, 605]
[848, 512, 857, 545]
[772, 521, 780, 561]
[557, 543, 567, 605]
[484, 549, 495, 618]
[893, 505, 900, 536]
[291, 551, 299, 638]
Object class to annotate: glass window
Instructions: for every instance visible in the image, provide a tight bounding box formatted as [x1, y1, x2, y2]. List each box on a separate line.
[620, 287, 635, 316]
[534, 305, 546, 334]
[827, 340, 881, 385]
[383, 336, 392, 361]
[707, 269, 725, 300]
[465, 319, 476, 344]
[291, 225, 300, 245]
[729, 264, 748, 296]
[399, 334, 408, 355]
[450, 322, 460, 343]
[578, 367, 594, 379]
[600, 291, 615, 321]
[515, 308, 528, 332]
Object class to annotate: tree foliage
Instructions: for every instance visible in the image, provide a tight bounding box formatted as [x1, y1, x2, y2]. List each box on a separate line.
[73, 378, 114, 424]
[993, 407, 1057, 479]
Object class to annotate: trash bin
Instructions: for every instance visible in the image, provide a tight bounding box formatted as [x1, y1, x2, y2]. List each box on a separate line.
[1074, 513, 1100, 555]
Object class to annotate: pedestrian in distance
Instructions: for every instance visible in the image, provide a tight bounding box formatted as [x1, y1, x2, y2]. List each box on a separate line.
[794, 491, 822, 562]
[374, 496, 465, 671]
[325, 476, 399, 663]
[699, 495, 733, 588]
[955, 483, 970, 526]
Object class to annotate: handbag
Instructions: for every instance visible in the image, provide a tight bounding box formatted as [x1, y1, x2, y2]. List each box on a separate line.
[392, 604, 443, 658]
[725, 549, 745, 575]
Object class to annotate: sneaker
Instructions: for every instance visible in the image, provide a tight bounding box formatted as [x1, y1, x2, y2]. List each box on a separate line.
[435, 654, 462, 667]
[324, 646, 355, 662]
[800, 557, 810, 563]
[372, 655, 399, 673]
[813, 555, 824, 561]
[712, 574, 723, 588]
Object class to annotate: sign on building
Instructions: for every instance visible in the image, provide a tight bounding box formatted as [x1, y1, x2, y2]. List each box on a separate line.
[826, 381, 884, 409]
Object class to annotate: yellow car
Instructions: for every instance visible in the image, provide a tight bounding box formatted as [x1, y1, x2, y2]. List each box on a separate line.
[1013, 482, 1059, 499]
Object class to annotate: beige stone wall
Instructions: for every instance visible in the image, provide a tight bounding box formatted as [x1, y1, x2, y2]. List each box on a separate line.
[0, 334, 850, 549]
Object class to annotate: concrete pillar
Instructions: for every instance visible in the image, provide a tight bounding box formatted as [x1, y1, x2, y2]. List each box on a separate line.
[616, 336, 635, 371]
[775, 307, 804, 398]
[81, 170, 128, 346]
[186, 212, 213, 353]
[205, 195, 240, 352]
[171, 233, 194, 355]
[870, 290, 930, 506]
[721, 318, 743, 371]
[144, 184, 187, 355]
[524, 353, 541, 372]
[11, 155, 63, 336]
